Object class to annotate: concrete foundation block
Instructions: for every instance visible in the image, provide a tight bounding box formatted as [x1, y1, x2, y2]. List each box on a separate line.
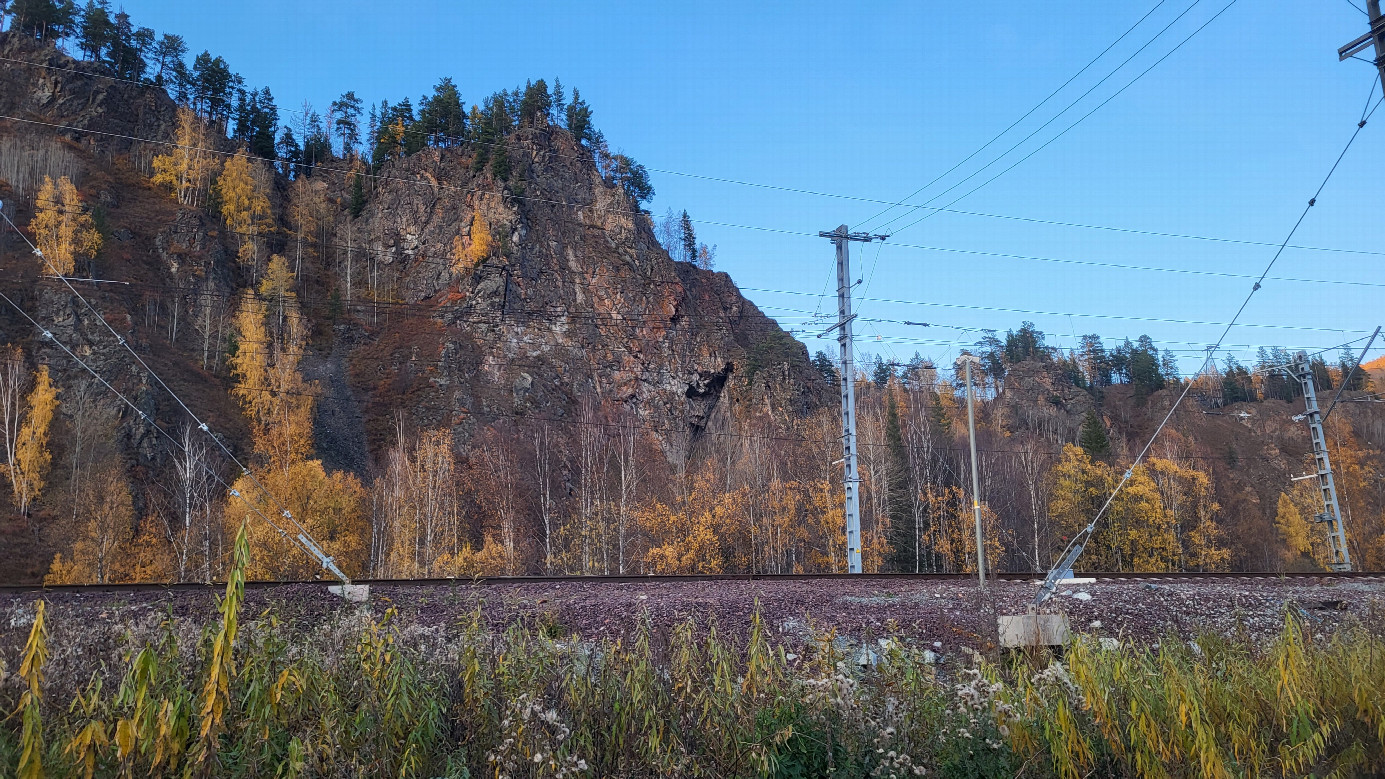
[998, 612, 1071, 648]
[329, 584, 371, 602]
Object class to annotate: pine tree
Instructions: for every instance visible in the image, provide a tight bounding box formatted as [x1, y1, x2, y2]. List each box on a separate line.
[679, 210, 696, 264]
[551, 77, 566, 124]
[151, 33, 186, 86]
[811, 350, 837, 384]
[928, 389, 953, 439]
[105, 10, 149, 80]
[275, 126, 301, 177]
[419, 77, 465, 145]
[11, 0, 79, 40]
[248, 86, 278, 159]
[330, 91, 363, 157]
[490, 140, 511, 181]
[1078, 409, 1110, 461]
[518, 78, 551, 128]
[566, 88, 592, 145]
[883, 389, 914, 571]
[611, 155, 652, 204]
[76, 0, 112, 61]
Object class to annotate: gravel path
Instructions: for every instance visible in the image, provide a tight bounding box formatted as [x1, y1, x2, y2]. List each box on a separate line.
[4, 576, 1382, 666]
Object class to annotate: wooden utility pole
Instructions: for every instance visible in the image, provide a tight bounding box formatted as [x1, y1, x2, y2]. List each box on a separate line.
[1339, 0, 1385, 94]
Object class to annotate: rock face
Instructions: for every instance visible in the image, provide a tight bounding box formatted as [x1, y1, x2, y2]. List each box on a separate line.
[0, 33, 828, 483]
[325, 131, 827, 463]
[0, 33, 178, 152]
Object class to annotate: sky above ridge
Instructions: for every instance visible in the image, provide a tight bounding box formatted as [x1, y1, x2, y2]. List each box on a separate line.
[105, 0, 1385, 375]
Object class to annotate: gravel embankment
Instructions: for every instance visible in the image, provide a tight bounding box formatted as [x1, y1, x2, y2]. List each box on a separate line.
[4, 576, 1381, 673]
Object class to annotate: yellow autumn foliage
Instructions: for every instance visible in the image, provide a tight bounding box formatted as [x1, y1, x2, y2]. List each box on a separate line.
[456, 212, 493, 271]
[29, 175, 101, 276]
[151, 107, 220, 206]
[228, 459, 369, 580]
[6, 365, 57, 515]
[215, 150, 272, 271]
[1048, 444, 1189, 572]
[228, 279, 315, 472]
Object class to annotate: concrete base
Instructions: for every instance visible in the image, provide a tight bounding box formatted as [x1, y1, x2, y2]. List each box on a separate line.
[328, 584, 371, 602]
[998, 612, 1071, 648]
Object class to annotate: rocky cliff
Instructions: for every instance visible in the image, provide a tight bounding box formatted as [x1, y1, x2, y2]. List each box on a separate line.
[0, 32, 827, 507]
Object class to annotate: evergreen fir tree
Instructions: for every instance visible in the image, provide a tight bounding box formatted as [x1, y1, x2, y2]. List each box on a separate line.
[275, 126, 300, 177]
[928, 391, 952, 439]
[883, 390, 915, 572]
[566, 88, 592, 145]
[679, 210, 696, 264]
[489, 141, 510, 181]
[1079, 409, 1111, 461]
[348, 173, 366, 219]
[551, 77, 566, 124]
[811, 350, 837, 384]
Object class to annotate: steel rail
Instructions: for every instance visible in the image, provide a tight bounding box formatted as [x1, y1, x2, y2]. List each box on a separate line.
[1, 570, 1381, 595]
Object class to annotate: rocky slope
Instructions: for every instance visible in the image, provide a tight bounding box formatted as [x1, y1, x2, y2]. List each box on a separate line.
[314, 128, 826, 466]
[0, 32, 827, 562]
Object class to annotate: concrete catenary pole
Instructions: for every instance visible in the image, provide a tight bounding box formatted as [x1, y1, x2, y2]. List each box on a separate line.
[818, 226, 887, 574]
[833, 226, 863, 574]
[959, 354, 987, 586]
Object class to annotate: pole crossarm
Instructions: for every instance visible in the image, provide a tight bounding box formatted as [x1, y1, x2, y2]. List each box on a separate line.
[818, 230, 890, 243]
[1340, 0, 1385, 92]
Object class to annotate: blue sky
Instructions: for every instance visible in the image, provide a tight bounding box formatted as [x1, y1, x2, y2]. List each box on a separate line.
[111, 0, 1383, 374]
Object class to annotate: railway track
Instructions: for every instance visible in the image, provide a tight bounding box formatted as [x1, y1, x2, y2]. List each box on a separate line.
[2, 570, 1381, 595]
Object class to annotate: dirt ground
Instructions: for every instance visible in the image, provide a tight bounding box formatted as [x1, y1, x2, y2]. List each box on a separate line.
[4, 575, 1382, 675]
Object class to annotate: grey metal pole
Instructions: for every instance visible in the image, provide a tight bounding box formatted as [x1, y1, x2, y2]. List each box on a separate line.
[834, 226, 863, 574]
[1370, 0, 1385, 95]
[962, 356, 986, 586]
[1292, 352, 1352, 571]
[1339, 1, 1385, 94]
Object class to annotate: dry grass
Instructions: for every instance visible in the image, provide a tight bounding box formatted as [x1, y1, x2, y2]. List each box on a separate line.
[2, 588, 1384, 777]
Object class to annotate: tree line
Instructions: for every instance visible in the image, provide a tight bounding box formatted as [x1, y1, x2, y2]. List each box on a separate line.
[4, 1, 656, 207]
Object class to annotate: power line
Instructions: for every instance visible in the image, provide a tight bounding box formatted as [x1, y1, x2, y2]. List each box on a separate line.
[0, 285, 316, 566]
[20, 269, 1368, 346]
[868, 0, 1213, 234]
[890, 0, 1240, 239]
[1037, 82, 1379, 602]
[857, 0, 1172, 231]
[24, 192, 1385, 290]
[0, 207, 350, 583]
[0, 268, 1339, 476]
[6, 102, 1382, 261]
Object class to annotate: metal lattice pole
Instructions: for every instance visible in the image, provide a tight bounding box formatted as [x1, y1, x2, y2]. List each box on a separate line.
[1292, 351, 1352, 571]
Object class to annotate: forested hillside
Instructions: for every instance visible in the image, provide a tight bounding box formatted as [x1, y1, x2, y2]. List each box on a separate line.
[0, 3, 1381, 584]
